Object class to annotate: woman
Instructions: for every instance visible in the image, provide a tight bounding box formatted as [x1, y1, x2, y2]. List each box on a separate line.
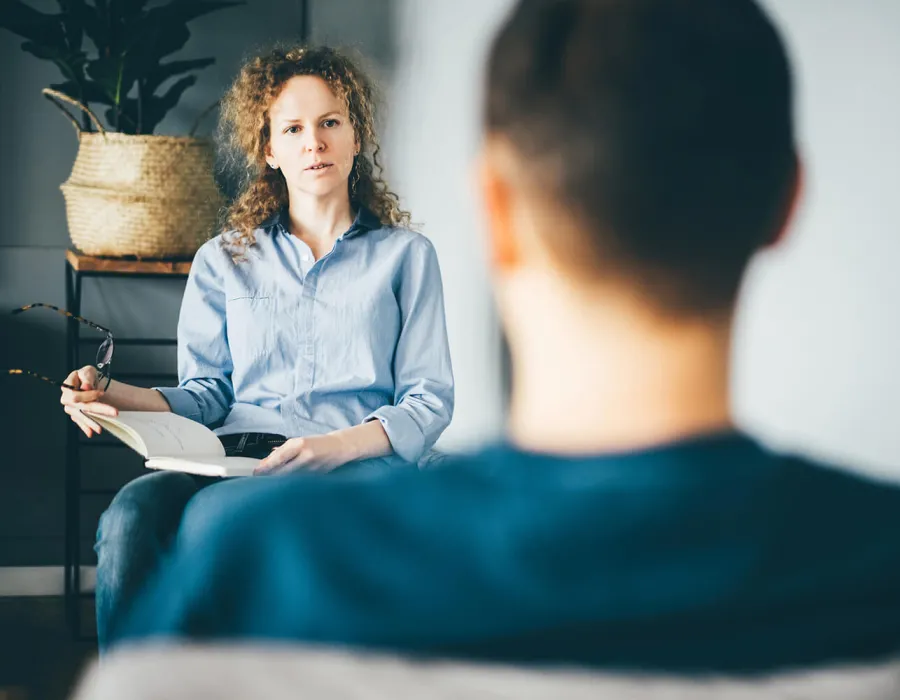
[59, 46, 454, 649]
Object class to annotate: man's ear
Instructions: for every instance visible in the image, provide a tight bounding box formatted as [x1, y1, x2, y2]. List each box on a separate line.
[477, 143, 520, 271]
[767, 152, 804, 248]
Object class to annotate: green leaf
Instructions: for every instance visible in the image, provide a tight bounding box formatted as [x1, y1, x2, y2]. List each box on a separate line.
[139, 19, 190, 60]
[55, 0, 86, 51]
[86, 55, 126, 104]
[57, 0, 109, 50]
[144, 57, 214, 94]
[21, 39, 90, 92]
[0, 2, 67, 46]
[90, 0, 120, 54]
[9, 0, 240, 134]
[137, 1, 242, 60]
[153, 0, 244, 25]
[109, 0, 151, 21]
[21, 40, 85, 67]
[139, 74, 197, 133]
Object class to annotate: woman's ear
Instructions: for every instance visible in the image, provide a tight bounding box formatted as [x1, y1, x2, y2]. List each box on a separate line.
[264, 140, 277, 170]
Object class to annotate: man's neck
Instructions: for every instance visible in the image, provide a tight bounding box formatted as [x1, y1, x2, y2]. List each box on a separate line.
[286, 189, 354, 257]
[503, 272, 734, 455]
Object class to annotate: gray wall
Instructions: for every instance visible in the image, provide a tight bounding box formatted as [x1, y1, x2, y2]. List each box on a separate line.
[0, 0, 386, 568]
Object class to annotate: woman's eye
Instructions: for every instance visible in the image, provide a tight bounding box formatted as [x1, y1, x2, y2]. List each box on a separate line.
[323, 119, 339, 128]
[285, 125, 301, 134]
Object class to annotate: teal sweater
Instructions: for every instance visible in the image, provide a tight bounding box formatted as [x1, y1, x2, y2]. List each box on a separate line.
[116, 432, 900, 673]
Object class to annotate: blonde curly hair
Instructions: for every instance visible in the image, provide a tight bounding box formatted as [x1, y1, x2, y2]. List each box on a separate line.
[218, 45, 410, 252]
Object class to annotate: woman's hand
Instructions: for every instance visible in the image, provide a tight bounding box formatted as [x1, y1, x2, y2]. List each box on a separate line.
[60, 365, 118, 438]
[254, 433, 355, 476]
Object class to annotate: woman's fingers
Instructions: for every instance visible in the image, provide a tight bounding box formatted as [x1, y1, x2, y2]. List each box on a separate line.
[254, 449, 282, 475]
[82, 400, 117, 416]
[65, 405, 95, 437]
[69, 408, 92, 438]
[79, 412, 102, 433]
[255, 440, 304, 475]
[76, 365, 98, 385]
[60, 365, 113, 439]
[64, 403, 98, 428]
[64, 404, 102, 435]
[60, 366, 106, 405]
[259, 442, 291, 470]
[60, 387, 105, 405]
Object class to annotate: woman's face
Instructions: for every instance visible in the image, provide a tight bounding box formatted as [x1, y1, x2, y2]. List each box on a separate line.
[265, 75, 358, 201]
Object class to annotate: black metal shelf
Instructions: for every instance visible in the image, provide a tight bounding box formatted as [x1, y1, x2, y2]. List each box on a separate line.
[114, 372, 177, 381]
[64, 251, 190, 642]
[77, 337, 177, 346]
[80, 488, 120, 496]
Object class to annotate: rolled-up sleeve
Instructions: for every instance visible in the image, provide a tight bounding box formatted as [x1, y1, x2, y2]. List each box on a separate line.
[365, 238, 454, 463]
[154, 240, 234, 427]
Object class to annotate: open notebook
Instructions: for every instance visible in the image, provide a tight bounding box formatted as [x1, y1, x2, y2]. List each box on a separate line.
[84, 410, 260, 478]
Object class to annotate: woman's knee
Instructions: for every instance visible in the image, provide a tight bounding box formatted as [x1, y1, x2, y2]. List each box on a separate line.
[177, 477, 273, 550]
[96, 471, 200, 550]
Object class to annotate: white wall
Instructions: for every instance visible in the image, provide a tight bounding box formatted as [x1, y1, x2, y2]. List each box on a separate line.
[382, 0, 900, 472]
[382, 0, 517, 450]
[734, 0, 900, 478]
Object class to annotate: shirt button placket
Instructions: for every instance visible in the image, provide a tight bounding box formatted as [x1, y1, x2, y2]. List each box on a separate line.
[301, 270, 318, 393]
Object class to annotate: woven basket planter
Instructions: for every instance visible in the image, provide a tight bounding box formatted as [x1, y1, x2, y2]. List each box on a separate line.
[43, 88, 223, 259]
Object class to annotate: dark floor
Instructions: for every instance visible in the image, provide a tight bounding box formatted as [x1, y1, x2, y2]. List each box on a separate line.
[0, 598, 97, 700]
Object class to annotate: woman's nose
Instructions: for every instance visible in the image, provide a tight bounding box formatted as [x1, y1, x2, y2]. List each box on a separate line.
[304, 131, 326, 152]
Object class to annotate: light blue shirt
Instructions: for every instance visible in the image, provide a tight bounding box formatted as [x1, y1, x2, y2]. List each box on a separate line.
[155, 207, 454, 465]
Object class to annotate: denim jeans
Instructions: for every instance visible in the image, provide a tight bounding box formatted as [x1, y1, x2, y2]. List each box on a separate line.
[94, 471, 218, 651]
[96, 455, 415, 651]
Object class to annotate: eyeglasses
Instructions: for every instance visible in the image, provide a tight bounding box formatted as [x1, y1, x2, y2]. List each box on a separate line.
[7, 303, 114, 392]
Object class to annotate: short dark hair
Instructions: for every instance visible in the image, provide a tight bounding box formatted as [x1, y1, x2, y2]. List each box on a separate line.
[486, 0, 797, 315]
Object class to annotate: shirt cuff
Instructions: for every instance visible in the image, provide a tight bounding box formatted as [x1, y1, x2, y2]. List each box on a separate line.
[154, 386, 202, 422]
[364, 406, 425, 464]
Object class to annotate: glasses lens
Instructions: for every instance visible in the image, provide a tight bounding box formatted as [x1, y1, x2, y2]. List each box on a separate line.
[96, 337, 113, 369]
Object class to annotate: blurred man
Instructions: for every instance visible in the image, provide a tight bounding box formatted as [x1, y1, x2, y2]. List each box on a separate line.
[113, 0, 900, 673]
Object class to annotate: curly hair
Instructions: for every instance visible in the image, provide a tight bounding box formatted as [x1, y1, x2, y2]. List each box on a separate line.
[218, 45, 411, 252]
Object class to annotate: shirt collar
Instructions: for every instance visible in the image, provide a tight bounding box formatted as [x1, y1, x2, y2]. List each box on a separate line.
[259, 208, 285, 232]
[262, 206, 382, 239]
[339, 206, 382, 241]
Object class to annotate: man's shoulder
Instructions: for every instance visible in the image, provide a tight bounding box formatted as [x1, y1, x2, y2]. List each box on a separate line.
[208, 439, 900, 561]
[242, 440, 900, 521]
[774, 450, 900, 530]
[261, 450, 503, 513]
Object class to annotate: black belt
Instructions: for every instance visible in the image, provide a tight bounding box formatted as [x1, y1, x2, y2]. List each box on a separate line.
[218, 432, 287, 459]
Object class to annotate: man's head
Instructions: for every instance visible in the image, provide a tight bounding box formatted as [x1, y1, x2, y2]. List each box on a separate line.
[479, 0, 800, 320]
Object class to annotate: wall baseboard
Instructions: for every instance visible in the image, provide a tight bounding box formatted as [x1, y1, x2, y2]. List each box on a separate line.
[0, 567, 96, 596]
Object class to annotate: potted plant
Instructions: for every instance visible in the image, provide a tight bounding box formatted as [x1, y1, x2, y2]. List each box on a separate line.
[1, 0, 243, 258]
